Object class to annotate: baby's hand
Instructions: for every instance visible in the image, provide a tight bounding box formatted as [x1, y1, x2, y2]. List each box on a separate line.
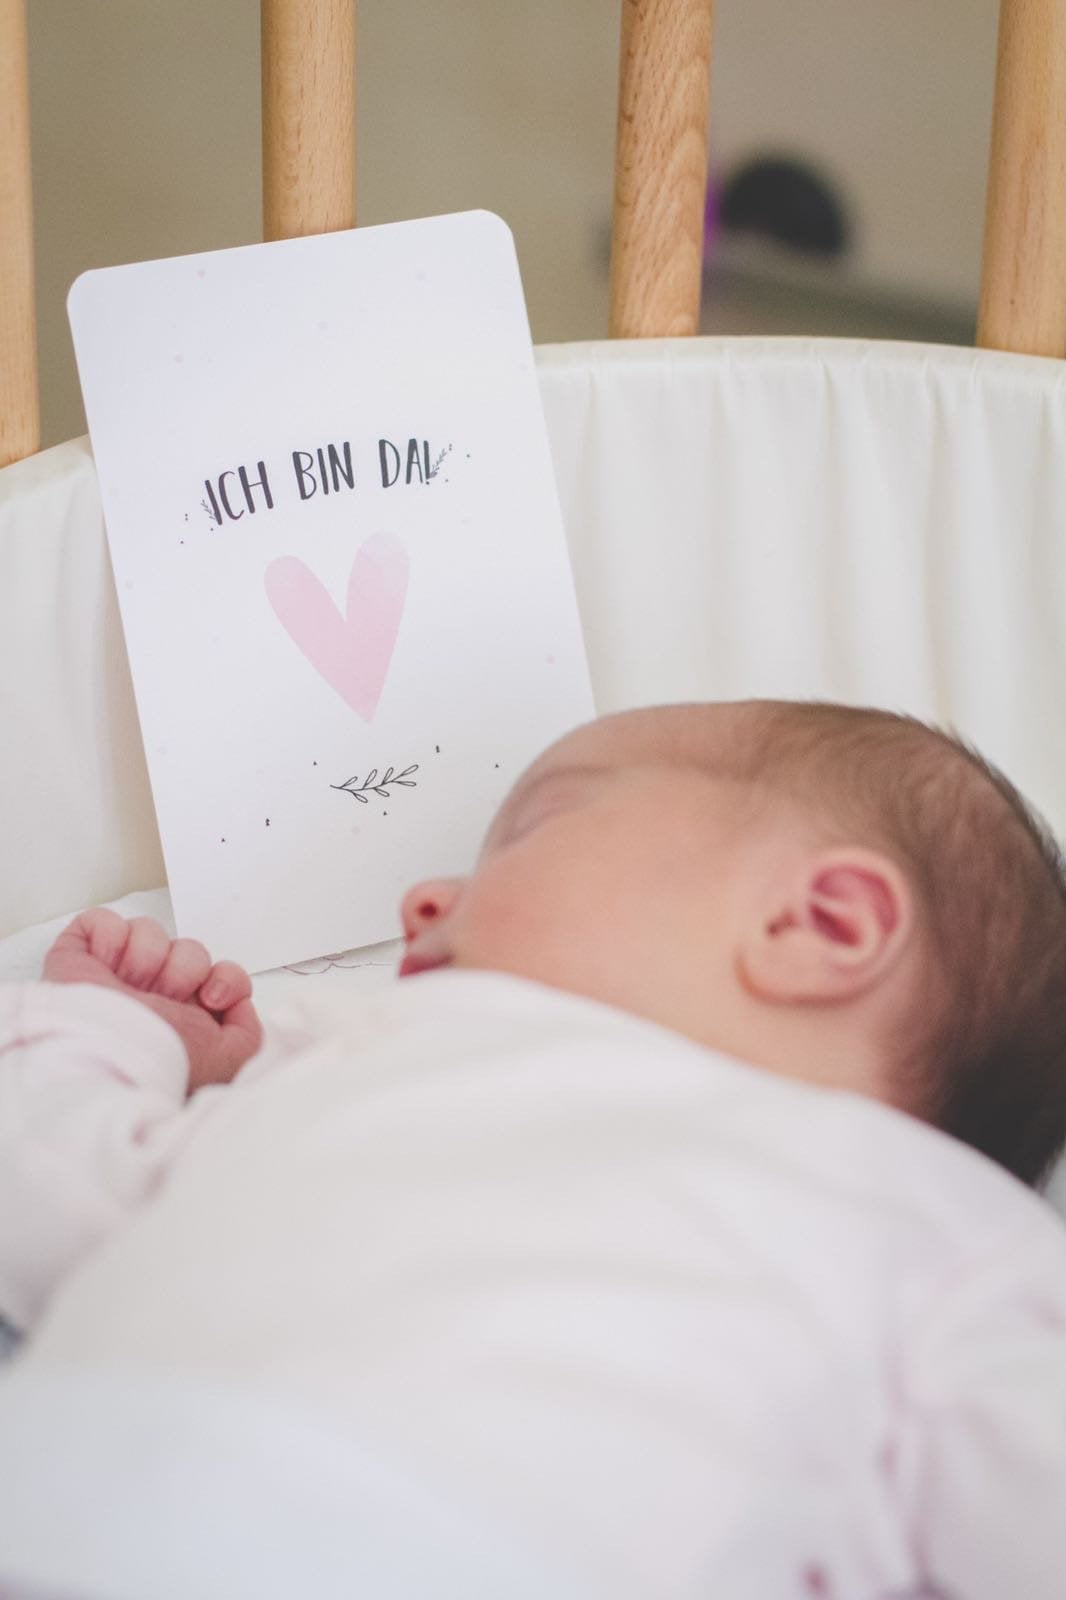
[42, 908, 263, 1093]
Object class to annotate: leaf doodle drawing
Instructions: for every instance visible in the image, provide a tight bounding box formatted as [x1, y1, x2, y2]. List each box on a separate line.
[428, 443, 453, 479]
[331, 763, 419, 804]
[285, 951, 397, 976]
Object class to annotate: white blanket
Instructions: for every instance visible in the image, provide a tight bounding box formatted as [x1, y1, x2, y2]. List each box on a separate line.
[3, 887, 1065, 1216]
[0, 952, 1064, 1598]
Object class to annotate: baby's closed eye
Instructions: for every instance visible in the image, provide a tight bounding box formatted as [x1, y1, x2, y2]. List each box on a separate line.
[490, 767, 606, 850]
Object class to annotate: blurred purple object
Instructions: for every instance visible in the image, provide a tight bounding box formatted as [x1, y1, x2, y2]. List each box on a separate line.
[703, 174, 721, 265]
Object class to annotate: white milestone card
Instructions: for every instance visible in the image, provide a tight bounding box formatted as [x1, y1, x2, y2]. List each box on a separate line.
[68, 211, 593, 972]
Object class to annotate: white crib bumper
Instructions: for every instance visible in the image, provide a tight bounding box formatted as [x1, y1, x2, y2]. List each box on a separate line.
[3, 336, 1066, 938]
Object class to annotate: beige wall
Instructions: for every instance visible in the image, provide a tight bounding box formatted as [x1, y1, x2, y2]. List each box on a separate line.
[29, 2, 998, 449]
[712, 1, 999, 301]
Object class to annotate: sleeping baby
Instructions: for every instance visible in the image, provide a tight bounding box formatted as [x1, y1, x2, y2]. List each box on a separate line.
[0, 699, 1064, 1600]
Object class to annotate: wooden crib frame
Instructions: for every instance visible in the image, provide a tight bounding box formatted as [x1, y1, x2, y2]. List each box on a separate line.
[1, 0, 1063, 471]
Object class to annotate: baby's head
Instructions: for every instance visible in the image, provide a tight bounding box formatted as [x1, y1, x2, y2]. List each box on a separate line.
[400, 701, 1066, 1187]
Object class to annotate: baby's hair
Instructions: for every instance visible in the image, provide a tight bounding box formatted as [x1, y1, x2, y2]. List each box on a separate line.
[747, 702, 1066, 1189]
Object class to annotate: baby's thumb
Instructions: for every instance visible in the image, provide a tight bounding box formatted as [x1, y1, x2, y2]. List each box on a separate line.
[218, 996, 264, 1072]
[186, 997, 263, 1093]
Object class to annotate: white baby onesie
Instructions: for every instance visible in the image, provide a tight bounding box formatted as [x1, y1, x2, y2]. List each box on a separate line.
[0, 971, 1064, 1600]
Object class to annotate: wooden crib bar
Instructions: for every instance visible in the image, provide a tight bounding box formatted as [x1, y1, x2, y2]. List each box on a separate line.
[3, 0, 1066, 468]
[262, 0, 356, 241]
[609, 0, 714, 339]
[978, 0, 1066, 357]
[0, 0, 38, 469]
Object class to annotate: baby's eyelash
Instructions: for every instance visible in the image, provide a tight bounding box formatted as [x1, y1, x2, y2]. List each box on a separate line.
[493, 809, 541, 848]
[497, 794, 581, 847]
[490, 770, 605, 852]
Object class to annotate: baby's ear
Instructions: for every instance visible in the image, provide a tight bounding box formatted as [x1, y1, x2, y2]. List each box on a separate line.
[738, 848, 914, 1005]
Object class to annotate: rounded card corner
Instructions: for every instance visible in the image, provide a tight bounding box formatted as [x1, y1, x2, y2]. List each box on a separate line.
[468, 210, 517, 253]
[66, 269, 100, 326]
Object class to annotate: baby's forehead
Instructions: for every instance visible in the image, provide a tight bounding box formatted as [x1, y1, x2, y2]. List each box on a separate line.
[536, 702, 765, 777]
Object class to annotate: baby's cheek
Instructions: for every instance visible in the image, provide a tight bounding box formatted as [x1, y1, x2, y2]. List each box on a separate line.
[457, 871, 536, 952]
[456, 863, 580, 973]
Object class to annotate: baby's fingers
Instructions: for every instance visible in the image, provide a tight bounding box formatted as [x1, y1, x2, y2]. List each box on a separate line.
[46, 905, 124, 961]
[115, 916, 173, 989]
[198, 961, 253, 1015]
[44, 907, 131, 983]
[152, 937, 213, 1002]
[79, 907, 132, 966]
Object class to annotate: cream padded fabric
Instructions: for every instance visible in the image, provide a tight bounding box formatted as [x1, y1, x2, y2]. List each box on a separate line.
[0, 438, 162, 935]
[541, 338, 1066, 828]
[2, 336, 1066, 938]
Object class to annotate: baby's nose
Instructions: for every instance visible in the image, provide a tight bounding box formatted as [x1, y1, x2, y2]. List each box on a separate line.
[400, 878, 463, 941]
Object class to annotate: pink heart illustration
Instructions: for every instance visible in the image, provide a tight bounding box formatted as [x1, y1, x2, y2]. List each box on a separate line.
[264, 532, 409, 721]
